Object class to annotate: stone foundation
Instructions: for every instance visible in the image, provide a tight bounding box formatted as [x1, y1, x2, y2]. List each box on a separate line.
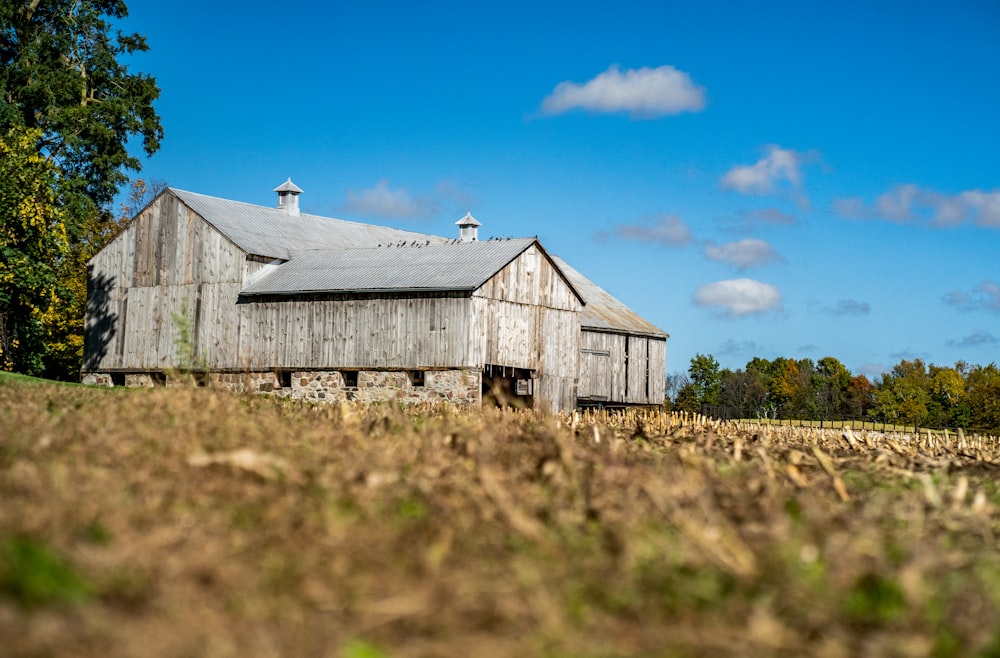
[83, 369, 482, 406]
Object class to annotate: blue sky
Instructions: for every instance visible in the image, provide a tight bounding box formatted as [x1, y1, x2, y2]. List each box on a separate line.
[118, 0, 999, 378]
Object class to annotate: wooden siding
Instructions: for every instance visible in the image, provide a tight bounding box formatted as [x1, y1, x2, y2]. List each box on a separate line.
[624, 335, 649, 404]
[473, 245, 581, 413]
[647, 337, 667, 403]
[577, 331, 626, 401]
[85, 192, 247, 372]
[577, 331, 667, 406]
[474, 244, 578, 312]
[234, 295, 475, 370]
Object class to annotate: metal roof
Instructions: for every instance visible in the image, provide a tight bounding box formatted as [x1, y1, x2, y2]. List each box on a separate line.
[455, 212, 481, 227]
[170, 188, 448, 260]
[166, 187, 663, 336]
[241, 238, 539, 296]
[273, 178, 303, 194]
[551, 256, 668, 339]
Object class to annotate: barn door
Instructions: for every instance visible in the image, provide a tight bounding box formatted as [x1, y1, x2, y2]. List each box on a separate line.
[578, 348, 611, 401]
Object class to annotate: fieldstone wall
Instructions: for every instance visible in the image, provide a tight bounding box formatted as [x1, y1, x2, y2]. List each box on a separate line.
[83, 369, 482, 406]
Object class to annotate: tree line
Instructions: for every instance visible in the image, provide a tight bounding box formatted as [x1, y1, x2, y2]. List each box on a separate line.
[667, 354, 1000, 435]
[1, 0, 163, 379]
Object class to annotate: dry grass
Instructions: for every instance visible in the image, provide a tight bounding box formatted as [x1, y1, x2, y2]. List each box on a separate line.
[2, 376, 1000, 657]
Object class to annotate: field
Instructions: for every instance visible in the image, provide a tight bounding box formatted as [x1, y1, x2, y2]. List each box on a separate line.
[2, 376, 1000, 657]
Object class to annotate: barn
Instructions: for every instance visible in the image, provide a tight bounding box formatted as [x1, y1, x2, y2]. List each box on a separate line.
[82, 181, 667, 412]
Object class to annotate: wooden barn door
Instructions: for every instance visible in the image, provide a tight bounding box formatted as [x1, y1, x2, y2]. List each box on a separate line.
[578, 348, 611, 402]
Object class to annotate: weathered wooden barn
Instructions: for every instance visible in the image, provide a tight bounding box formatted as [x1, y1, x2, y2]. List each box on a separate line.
[82, 181, 667, 412]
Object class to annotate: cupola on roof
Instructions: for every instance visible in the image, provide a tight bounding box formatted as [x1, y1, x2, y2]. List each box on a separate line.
[274, 177, 303, 217]
[455, 212, 481, 241]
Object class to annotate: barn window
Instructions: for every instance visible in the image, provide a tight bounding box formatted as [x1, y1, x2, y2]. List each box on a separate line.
[341, 370, 358, 387]
[111, 372, 126, 387]
[150, 372, 167, 387]
[408, 370, 425, 387]
[278, 371, 292, 389]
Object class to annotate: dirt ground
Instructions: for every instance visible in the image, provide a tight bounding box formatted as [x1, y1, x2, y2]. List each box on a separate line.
[2, 379, 999, 657]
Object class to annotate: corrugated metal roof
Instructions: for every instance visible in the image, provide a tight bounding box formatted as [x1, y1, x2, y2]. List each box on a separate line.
[170, 188, 448, 259]
[241, 238, 538, 295]
[167, 187, 662, 336]
[551, 256, 668, 339]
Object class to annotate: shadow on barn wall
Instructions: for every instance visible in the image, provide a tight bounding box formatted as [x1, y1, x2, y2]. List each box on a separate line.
[83, 265, 116, 372]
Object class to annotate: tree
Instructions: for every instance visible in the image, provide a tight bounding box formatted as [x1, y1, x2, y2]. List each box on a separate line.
[0, 0, 162, 206]
[664, 371, 690, 404]
[875, 359, 931, 428]
[928, 364, 967, 428]
[844, 374, 875, 419]
[965, 364, 1000, 434]
[688, 353, 721, 407]
[41, 177, 165, 379]
[719, 368, 767, 416]
[674, 382, 700, 413]
[0, 126, 67, 374]
[815, 356, 852, 417]
[0, 0, 162, 377]
[767, 357, 799, 416]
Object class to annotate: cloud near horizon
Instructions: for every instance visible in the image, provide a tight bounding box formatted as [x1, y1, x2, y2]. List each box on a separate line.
[704, 238, 783, 270]
[693, 278, 782, 317]
[948, 330, 998, 348]
[613, 215, 693, 246]
[942, 280, 1000, 313]
[718, 339, 761, 356]
[835, 185, 1000, 228]
[541, 65, 706, 118]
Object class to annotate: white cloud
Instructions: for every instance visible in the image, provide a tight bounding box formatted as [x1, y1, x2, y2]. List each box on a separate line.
[541, 65, 706, 118]
[874, 184, 921, 222]
[859, 362, 889, 379]
[833, 197, 867, 219]
[340, 178, 474, 222]
[343, 180, 423, 218]
[721, 146, 807, 195]
[835, 185, 1000, 228]
[718, 339, 760, 356]
[693, 278, 782, 317]
[943, 280, 1000, 313]
[704, 238, 783, 270]
[959, 190, 1000, 227]
[615, 215, 693, 246]
[719, 207, 798, 233]
[750, 207, 798, 225]
[949, 330, 998, 348]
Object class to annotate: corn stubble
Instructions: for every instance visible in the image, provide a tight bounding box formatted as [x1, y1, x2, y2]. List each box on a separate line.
[1, 381, 999, 657]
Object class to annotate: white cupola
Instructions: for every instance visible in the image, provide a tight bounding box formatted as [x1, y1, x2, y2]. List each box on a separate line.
[274, 177, 303, 217]
[455, 212, 481, 242]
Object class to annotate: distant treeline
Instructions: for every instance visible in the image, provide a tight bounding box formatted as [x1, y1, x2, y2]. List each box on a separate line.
[667, 354, 1000, 434]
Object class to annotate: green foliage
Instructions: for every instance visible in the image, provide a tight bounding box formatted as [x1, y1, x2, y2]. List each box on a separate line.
[688, 352, 721, 406]
[340, 639, 389, 658]
[875, 359, 932, 427]
[0, 0, 163, 207]
[0, 535, 90, 608]
[687, 352, 995, 433]
[0, 126, 67, 374]
[0, 1, 162, 379]
[844, 573, 906, 626]
[673, 381, 700, 413]
[965, 364, 1000, 434]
